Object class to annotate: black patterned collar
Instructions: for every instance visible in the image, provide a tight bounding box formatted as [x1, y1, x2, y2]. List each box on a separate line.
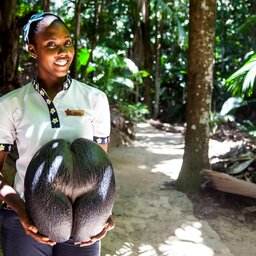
[31, 75, 72, 129]
[32, 75, 72, 91]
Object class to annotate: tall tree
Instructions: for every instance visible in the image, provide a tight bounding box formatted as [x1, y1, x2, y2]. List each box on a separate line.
[153, 5, 162, 119]
[175, 0, 216, 191]
[42, 0, 50, 11]
[70, 0, 81, 79]
[131, 0, 152, 110]
[142, 0, 152, 110]
[131, 0, 144, 69]
[81, 0, 102, 78]
[0, 0, 19, 92]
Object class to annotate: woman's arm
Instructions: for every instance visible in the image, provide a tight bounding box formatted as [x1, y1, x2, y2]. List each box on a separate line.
[0, 152, 25, 209]
[0, 152, 56, 245]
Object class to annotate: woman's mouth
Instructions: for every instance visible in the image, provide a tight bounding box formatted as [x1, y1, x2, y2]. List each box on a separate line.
[54, 59, 68, 66]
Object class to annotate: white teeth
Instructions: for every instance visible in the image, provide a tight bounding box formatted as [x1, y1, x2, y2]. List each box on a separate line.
[55, 59, 68, 66]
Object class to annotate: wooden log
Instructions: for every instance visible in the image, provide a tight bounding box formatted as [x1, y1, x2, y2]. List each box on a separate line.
[201, 169, 256, 199]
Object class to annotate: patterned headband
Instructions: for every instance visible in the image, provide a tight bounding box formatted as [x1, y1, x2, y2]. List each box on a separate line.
[23, 12, 57, 51]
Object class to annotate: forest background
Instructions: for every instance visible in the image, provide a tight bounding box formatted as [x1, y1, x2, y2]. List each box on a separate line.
[1, 0, 256, 192]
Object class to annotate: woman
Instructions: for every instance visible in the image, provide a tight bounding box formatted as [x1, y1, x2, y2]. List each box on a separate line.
[0, 12, 113, 256]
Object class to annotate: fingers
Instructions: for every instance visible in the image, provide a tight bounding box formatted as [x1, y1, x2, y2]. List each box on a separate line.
[27, 224, 38, 233]
[106, 216, 115, 231]
[25, 228, 56, 246]
[77, 240, 95, 247]
[77, 216, 115, 247]
[20, 217, 56, 246]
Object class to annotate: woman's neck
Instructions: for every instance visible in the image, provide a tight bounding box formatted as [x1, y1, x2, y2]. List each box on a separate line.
[37, 76, 65, 99]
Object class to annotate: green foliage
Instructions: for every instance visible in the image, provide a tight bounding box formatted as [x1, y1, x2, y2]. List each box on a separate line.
[211, 96, 256, 137]
[153, 0, 187, 49]
[77, 49, 92, 72]
[237, 14, 256, 33]
[77, 45, 149, 121]
[219, 97, 244, 116]
[119, 103, 149, 122]
[210, 111, 234, 128]
[17, 0, 42, 17]
[78, 46, 138, 97]
[226, 53, 256, 98]
[239, 120, 256, 137]
[214, 0, 256, 110]
[16, 0, 256, 125]
[210, 97, 241, 131]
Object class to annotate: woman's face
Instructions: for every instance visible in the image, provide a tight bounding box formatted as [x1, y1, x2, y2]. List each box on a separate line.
[30, 20, 75, 80]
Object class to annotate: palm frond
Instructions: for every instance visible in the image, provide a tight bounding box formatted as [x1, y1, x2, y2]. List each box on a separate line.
[226, 54, 256, 98]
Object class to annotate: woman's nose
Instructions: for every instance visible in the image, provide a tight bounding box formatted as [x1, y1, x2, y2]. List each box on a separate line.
[58, 46, 67, 54]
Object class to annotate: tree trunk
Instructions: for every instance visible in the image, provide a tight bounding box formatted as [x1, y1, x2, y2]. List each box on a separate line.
[81, 0, 101, 78]
[131, 0, 152, 110]
[175, 0, 216, 192]
[71, 0, 81, 79]
[0, 0, 19, 92]
[131, 0, 144, 69]
[142, 0, 152, 111]
[153, 8, 162, 119]
[42, 0, 50, 11]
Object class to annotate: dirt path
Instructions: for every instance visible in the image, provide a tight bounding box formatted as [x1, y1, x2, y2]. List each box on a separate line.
[102, 123, 235, 256]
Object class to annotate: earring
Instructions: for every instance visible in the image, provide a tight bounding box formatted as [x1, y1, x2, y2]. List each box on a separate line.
[31, 54, 37, 59]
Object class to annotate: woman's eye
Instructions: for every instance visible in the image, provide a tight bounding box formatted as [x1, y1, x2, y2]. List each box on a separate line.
[46, 42, 56, 48]
[65, 40, 72, 47]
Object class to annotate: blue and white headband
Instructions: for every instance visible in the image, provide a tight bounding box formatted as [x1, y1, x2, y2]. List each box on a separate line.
[23, 12, 57, 51]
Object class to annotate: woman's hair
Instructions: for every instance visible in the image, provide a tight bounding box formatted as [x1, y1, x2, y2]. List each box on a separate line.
[23, 12, 68, 49]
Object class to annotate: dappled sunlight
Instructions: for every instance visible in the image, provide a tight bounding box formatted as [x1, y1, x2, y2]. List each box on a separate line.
[151, 159, 182, 180]
[105, 221, 214, 256]
[159, 238, 214, 256]
[148, 147, 183, 156]
[135, 133, 183, 148]
[159, 221, 214, 256]
[105, 242, 134, 256]
[138, 244, 158, 256]
[136, 132, 167, 139]
[138, 165, 148, 170]
[209, 139, 243, 159]
[107, 243, 158, 256]
[135, 123, 184, 148]
[133, 122, 185, 182]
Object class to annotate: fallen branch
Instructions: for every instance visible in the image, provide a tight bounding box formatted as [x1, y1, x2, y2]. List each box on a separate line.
[201, 169, 256, 199]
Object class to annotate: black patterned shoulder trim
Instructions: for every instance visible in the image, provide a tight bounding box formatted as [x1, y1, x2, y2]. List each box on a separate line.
[0, 144, 12, 152]
[93, 136, 110, 144]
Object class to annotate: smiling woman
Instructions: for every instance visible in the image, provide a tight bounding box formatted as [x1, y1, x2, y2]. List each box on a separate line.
[26, 14, 75, 98]
[0, 12, 113, 256]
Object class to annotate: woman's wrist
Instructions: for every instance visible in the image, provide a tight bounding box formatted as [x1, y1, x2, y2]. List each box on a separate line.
[0, 180, 26, 215]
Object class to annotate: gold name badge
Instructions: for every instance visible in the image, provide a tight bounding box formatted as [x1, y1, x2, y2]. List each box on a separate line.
[65, 109, 85, 116]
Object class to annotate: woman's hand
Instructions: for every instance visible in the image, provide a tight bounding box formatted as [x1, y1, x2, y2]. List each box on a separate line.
[18, 208, 56, 246]
[0, 153, 55, 246]
[77, 216, 115, 247]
